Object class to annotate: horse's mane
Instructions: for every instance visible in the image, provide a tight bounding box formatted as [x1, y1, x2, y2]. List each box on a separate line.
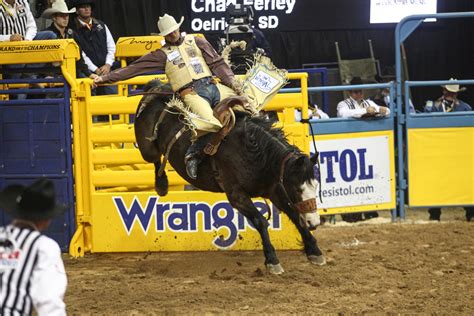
[242, 116, 313, 182]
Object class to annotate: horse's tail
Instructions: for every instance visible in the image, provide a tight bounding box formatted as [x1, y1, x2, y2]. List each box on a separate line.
[141, 79, 174, 103]
[144, 79, 168, 92]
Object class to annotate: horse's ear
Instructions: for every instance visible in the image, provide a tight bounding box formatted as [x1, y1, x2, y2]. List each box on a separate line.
[310, 154, 318, 166]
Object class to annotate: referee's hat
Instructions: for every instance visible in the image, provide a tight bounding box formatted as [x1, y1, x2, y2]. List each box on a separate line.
[0, 178, 67, 221]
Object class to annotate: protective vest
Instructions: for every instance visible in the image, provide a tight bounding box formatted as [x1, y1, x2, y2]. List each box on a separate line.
[73, 18, 108, 68]
[161, 35, 212, 92]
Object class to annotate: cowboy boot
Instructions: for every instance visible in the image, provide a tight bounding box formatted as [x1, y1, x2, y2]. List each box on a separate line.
[184, 134, 213, 179]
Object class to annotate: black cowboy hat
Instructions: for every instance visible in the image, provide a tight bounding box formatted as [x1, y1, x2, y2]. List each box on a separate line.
[350, 76, 364, 85]
[0, 178, 67, 221]
[69, 0, 95, 9]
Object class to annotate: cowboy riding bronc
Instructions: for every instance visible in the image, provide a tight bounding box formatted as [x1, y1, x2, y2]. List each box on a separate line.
[95, 14, 244, 179]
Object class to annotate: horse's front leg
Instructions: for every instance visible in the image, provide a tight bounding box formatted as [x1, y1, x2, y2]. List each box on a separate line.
[226, 189, 284, 274]
[270, 195, 326, 266]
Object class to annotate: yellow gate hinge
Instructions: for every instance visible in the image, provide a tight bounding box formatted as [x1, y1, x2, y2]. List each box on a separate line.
[77, 215, 91, 224]
[72, 91, 86, 99]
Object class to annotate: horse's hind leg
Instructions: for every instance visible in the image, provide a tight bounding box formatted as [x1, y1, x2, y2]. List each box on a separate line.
[226, 189, 284, 274]
[271, 197, 325, 266]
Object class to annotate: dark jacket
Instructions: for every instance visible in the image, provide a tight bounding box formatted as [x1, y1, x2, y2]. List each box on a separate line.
[71, 17, 108, 68]
[45, 23, 92, 77]
[425, 97, 472, 113]
[249, 27, 272, 58]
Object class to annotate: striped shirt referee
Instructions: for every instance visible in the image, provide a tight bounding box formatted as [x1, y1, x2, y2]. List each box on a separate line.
[0, 223, 67, 316]
[0, 0, 38, 42]
[0, 179, 68, 315]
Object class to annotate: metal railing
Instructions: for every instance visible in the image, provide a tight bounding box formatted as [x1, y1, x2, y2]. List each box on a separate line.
[395, 12, 474, 219]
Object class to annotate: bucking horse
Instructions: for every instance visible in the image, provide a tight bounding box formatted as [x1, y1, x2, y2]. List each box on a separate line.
[134, 80, 325, 274]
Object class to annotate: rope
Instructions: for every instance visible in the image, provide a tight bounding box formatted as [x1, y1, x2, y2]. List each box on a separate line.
[300, 118, 323, 203]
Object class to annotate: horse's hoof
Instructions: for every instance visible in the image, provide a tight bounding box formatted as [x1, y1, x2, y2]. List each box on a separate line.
[266, 263, 285, 275]
[308, 255, 326, 266]
[155, 176, 168, 196]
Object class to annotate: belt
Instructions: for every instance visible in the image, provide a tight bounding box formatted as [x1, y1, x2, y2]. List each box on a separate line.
[177, 77, 216, 96]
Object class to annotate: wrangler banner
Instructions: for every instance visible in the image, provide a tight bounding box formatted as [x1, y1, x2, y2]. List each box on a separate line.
[90, 192, 302, 252]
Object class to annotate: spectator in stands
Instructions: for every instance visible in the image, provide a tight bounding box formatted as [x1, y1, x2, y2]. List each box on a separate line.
[31, 0, 54, 30]
[0, 0, 56, 42]
[310, 104, 330, 119]
[42, 0, 97, 79]
[337, 77, 387, 222]
[424, 79, 473, 222]
[249, 26, 272, 58]
[295, 105, 329, 121]
[337, 77, 390, 119]
[0, 178, 68, 315]
[370, 77, 416, 113]
[370, 87, 390, 108]
[424, 78, 472, 113]
[0, 0, 57, 98]
[69, 0, 117, 94]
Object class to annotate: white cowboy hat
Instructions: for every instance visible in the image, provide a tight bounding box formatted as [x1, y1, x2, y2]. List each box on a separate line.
[157, 14, 184, 36]
[443, 78, 466, 93]
[42, 0, 76, 19]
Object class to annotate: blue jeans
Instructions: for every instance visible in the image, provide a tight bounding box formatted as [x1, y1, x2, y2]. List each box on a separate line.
[33, 31, 57, 40]
[193, 78, 221, 108]
[4, 31, 57, 76]
[3, 31, 57, 99]
[95, 85, 118, 96]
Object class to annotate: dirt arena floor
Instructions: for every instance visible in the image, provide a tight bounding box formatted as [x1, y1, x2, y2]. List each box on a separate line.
[64, 209, 473, 314]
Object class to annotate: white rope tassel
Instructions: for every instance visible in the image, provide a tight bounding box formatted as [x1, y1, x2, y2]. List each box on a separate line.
[165, 96, 198, 137]
[221, 40, 247, 68]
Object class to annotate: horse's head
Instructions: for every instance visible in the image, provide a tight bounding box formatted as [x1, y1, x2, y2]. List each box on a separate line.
[282, 152, 321, 230]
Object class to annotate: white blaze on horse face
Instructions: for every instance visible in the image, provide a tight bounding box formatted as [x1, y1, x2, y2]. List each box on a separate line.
[300, 179, 321, 228]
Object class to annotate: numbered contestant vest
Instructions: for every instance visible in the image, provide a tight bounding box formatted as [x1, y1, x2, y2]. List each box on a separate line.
[161, 35, 213, 92]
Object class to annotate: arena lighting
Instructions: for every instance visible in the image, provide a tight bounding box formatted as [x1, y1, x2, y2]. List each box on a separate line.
[370, 0, 438, 24]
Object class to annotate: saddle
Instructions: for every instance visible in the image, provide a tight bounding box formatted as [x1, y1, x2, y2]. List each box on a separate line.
[203, 96, 248, 156]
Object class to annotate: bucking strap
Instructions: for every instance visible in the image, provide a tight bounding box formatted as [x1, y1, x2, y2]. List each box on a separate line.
[157, 127, 188, 177]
